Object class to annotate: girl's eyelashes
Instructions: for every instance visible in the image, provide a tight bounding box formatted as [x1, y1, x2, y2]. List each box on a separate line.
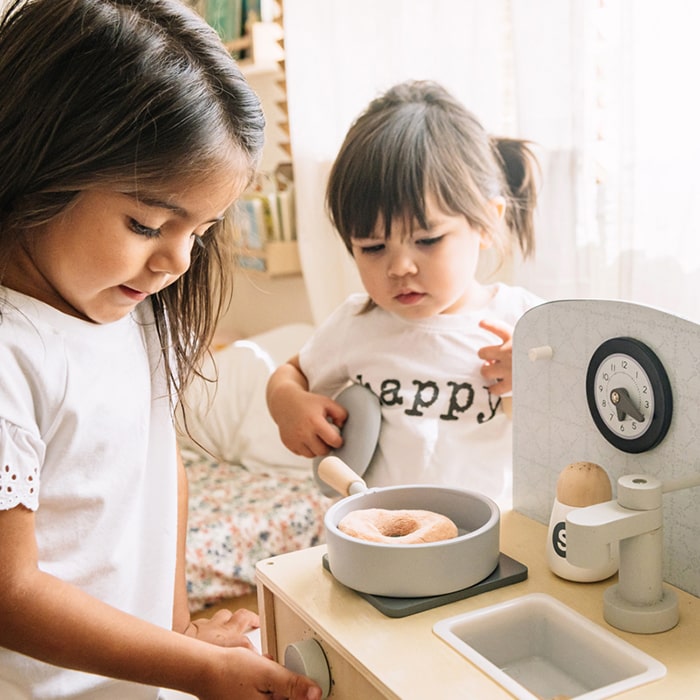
[129, 219, 207, 247]
[357, 242, 386, 254]
[353, 234, 444, 254]
[129, 218, 161, 238]
[416, 234, 444, 247]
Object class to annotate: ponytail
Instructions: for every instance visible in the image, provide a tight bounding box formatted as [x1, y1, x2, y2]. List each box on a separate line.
[492, 138, 539, 258]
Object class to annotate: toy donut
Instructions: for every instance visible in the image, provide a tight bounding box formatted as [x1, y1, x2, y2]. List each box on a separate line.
[337, 507, 458, 544]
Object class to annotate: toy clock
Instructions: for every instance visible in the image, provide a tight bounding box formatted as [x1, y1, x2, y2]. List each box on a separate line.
[585, 337, 673, 453]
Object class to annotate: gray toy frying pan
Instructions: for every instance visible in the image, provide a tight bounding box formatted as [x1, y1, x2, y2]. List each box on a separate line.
[312, 383, 381, 497]
[318, 455, 501, 597]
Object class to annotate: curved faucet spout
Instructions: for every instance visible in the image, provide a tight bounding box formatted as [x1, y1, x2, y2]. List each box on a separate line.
[566, 501, 661, 569]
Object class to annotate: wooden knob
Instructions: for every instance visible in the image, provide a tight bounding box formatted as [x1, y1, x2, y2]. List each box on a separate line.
[556, 461, 612, 507]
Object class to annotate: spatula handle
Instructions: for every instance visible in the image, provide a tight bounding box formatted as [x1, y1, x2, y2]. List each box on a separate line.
[317, 456, 367, 497]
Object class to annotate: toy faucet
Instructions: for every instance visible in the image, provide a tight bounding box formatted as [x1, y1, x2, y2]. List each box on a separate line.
[566, 472, 700, 633]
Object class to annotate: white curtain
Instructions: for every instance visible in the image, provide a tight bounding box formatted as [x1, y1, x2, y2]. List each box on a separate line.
[284, 0, 700, 325]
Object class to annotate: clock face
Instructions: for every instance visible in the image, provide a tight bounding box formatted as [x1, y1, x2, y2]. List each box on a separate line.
[586, 337, 673, 453]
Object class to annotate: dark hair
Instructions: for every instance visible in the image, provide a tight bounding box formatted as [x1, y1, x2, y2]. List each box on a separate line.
[326, 79, 538, 260]
[0, 0, 265, 399]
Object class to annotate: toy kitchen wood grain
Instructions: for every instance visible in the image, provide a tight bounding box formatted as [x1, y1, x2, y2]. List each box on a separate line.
[255, 530, 524, 699]
[255, 511, 700, 699]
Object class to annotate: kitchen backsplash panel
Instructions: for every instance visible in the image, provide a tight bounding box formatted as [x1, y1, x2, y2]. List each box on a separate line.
[512, 298, 700, 598]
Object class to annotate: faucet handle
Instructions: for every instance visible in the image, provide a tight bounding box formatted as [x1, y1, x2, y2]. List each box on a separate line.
[617, 474, 662, 510]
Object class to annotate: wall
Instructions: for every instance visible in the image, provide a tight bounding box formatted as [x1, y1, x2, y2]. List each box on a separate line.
[216, 270, 313, 341]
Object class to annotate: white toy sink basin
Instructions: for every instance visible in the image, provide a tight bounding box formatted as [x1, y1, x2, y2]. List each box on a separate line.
[433, 593, 665, 700]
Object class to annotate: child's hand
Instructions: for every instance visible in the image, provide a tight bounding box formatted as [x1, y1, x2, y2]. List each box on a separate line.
[477, 319, 514, 395]
[185, 608, 260, 650]
[275, 387, 348, 458]
[198, 646, 323, 700]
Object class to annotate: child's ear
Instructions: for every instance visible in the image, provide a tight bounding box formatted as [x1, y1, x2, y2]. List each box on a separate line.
[491, 195, 506, 221]
[480, 197, 506, 249]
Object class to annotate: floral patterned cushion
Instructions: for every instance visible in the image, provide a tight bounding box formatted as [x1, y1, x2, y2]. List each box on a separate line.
[183, 447, 332, 611]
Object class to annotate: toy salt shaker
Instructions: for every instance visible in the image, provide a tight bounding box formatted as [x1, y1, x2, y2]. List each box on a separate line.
[546, 461, 619, 581]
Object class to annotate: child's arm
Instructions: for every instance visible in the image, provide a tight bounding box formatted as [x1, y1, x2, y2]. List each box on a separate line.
[267, 354, 347, 458]
[173, 447, 259, 648]
[0, 505, 321, 699]
[478, 319, 514, 395]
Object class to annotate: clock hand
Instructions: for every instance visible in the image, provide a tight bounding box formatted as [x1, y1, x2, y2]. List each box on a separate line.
[610, 387, 645, 423]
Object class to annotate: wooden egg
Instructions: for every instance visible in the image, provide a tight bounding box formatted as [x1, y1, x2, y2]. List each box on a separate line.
[556, 461, 612, 508]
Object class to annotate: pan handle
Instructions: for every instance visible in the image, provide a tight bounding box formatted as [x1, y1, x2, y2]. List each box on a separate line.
[317, 456, 368, 497]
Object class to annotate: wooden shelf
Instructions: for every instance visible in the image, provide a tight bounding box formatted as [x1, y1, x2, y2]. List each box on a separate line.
[235, 240, 301, 278]
[224, 35, 251, 54]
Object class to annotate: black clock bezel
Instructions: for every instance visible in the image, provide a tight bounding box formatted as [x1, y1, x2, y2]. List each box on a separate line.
[585, 336, 673, 453]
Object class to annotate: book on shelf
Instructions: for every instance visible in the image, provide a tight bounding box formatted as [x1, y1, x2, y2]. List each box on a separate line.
[234, 165, 297, 273]
[204, 0, 243, 43]
[261, 191, 282, 243]
[235, 198, 264, 271]
[237, 196, 265, 249]
[276, 186, 296, 242]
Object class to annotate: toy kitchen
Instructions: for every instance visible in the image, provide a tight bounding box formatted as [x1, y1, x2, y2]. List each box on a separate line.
[255, 299, 700, 700]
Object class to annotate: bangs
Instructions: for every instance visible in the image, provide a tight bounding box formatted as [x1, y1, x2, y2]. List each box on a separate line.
[327, 113, 433, 244]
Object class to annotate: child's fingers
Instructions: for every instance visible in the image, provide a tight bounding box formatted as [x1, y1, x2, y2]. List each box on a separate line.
[478, 343, 512, 364]
[256, 655, 323, 700]
[318, 424, 343, 450]
[478, 320, 514, 364]
[478, 318, 513, 343]
[478, 345, 505, 363]
[480, 361, 502, 382]
[186, 611, 259, 649]
[477, 319, 514, 395]
[216, 608, 259, 634]
[314, 400, 347, 450]
[298, 422, 342, 456]
[324, 399, 348, 429]
[484, 377, 510, 396]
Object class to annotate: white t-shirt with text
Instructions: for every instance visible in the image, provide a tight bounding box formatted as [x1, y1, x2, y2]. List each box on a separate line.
[299, 284, 542, 508]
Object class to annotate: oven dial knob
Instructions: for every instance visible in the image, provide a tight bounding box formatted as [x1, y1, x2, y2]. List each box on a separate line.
[284, 639, 331, 698]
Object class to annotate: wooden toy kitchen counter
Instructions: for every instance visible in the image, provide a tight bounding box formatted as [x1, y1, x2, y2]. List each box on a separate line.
[257, 300, 700, 699]
[256, 510, 700, 699]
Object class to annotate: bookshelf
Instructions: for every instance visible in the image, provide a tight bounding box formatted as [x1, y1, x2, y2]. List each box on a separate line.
[235, 240, 301, 277]
[189, 2, 301, 278]
[239, 3, 300, 278]
[191, 1, 309, 334]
